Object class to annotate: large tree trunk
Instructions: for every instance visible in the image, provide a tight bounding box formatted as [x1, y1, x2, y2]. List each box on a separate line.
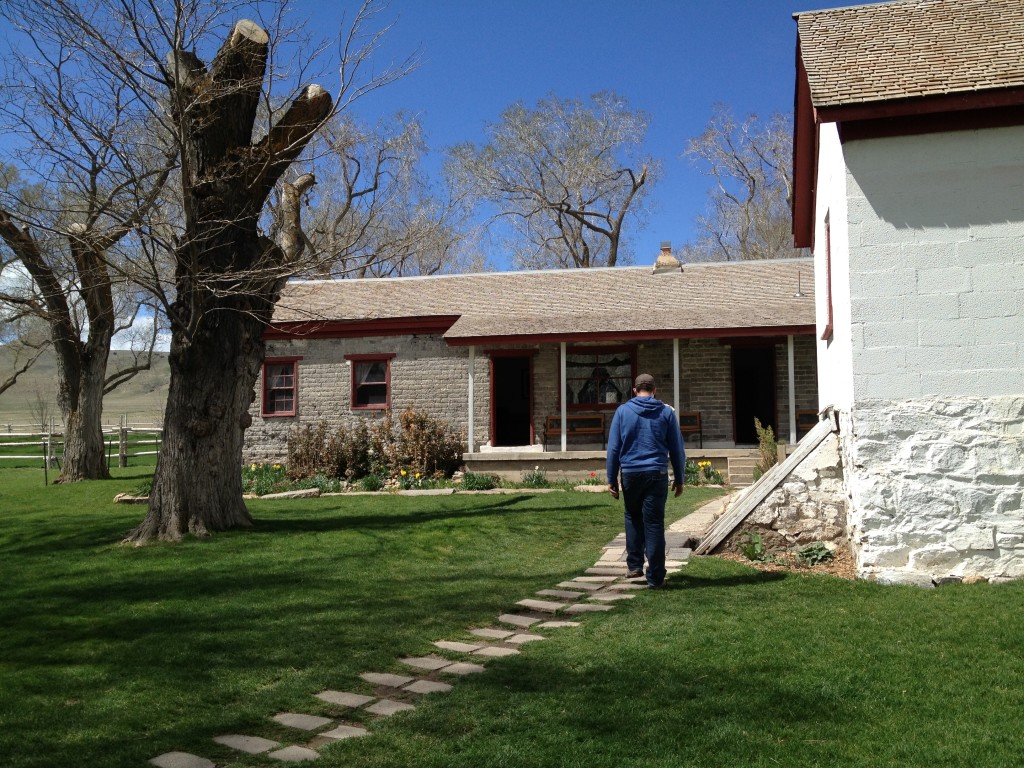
[130, 308, 264, 539]
[58, 350, 111, 482]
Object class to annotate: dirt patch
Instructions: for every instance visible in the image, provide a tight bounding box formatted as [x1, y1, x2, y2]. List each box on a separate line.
[713, 544, 857, 580]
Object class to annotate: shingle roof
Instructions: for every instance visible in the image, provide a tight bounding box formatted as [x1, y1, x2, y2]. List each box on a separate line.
[796, 0, 1024, 108]
[272, 259, 815, 341]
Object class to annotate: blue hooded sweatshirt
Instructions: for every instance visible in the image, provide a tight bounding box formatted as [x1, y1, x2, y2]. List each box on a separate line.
[606, 396, 686, 488]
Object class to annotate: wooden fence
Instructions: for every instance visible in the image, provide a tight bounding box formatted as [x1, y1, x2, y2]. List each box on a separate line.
[0, 416, 163, 470]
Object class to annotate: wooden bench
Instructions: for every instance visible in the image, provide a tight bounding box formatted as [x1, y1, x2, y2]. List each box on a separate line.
[796, 410, 819, 440]
[678, 411, 702, 448]
[545, 413, 607, 449]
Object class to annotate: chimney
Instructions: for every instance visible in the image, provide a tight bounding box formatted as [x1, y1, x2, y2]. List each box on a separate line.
[652, 241, 681, 274]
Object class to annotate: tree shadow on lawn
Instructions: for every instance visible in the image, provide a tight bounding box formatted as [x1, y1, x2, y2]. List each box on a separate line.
[250, 494, 609, 535]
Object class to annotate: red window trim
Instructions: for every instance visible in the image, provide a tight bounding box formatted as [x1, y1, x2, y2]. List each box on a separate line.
[261, 356, 302, 418]
[821, 215, 834, 342]
[563, 344, 637, 411]
[345, 353, 396, 411]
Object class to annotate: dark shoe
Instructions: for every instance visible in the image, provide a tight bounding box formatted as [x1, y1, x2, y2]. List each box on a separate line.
[626, 570, 644, 578]
[647, 581, 664, 590]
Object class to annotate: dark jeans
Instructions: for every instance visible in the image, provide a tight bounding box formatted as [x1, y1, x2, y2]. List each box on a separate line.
[621, 470, 668, 587]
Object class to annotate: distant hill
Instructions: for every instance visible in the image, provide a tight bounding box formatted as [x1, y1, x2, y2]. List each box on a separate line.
[0, 347, 170, 428]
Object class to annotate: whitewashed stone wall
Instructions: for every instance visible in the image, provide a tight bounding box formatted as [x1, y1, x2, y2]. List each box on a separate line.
[743, 430, 848, 548]
[846, 396, 1024, 582]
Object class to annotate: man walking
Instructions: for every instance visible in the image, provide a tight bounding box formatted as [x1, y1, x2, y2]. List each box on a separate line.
[606, 373, 685, 589]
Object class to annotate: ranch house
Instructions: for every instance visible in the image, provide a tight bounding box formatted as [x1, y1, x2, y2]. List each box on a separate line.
[244, 247, 818, 483]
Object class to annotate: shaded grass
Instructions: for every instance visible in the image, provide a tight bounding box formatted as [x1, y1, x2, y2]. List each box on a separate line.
[3, 468, 1024, 767]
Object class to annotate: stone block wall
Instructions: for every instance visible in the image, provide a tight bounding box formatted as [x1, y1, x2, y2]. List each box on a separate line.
[244, 334, 486, 463]
[727, 430, 849, 551]
[244, 334, 819, 462]
[844, 396, 1024, 582]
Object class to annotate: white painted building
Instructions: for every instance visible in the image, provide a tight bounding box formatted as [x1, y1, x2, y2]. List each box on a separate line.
[793, 0, 1024, 582]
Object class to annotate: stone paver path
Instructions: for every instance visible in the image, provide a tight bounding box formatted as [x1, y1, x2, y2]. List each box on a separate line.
[148, 495, 722, 767]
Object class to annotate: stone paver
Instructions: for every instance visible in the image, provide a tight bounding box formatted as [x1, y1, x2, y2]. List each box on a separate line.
[585, 566, 627, 576]
[516, 598, 565, 613]
[213, 734, 280, 754]
[536, 588, 585, 599]
[433, 640, 482, 653]
[315, 690, 376, 708]
[405, 679, 453, 694]
[473, 645, 520, 657]
[441, 662, 487, 675]
[360, 672, 415, 687]
[267, 745, 320, 762]
[565, 603, 614, 613]
[572, 575, 618, 583]
[401, 656, 452, 671]
[366, 698, 416, 716]
[665, 559, 685, 567]
[588, 593, 636, 602]
[321, 724, 370, 740]
[557, 581, 602, 591]
[667, 547, 693, 560]
[149, 753, 214, 768]
[498, 613, 541, 627]
[506, 633, 545, 644]
[273, 712, 333, 731]
[538, 620, 581, 628]
[470, 628, 515, 639]
[605, 582, 647, 591]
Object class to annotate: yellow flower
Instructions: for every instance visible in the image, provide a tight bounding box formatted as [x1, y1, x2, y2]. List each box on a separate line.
[250, 463, 257, 471]
[273, 464, 281, 470]
[415, 472, 421, 479]
[401, 469, 407, 476]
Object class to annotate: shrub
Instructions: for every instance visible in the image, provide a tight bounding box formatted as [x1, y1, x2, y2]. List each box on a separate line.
[358, 474, 384, 492]
[287, 423, 342, 479]
[461, 472, 497, 491]
[753, 417, 778, 481]
[394, 407, 463, 478]
[738, 530, 771, 562]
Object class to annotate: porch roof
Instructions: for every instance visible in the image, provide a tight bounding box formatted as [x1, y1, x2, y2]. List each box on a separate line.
[270, 258, 815, 343]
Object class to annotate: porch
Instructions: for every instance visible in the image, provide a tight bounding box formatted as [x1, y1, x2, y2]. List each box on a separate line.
[463, 447, 763, 487]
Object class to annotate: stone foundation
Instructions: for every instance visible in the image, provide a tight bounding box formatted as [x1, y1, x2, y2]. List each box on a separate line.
[844, 396, 1024, 582]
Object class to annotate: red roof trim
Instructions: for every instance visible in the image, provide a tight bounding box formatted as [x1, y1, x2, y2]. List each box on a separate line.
[793, 40, 817, 250]
[264, 315, 459, 340]
[817, 86, 1024, 125]
[444, 325, 815, 347]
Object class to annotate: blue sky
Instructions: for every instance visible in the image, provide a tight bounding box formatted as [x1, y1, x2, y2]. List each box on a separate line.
[310, 0, 860, 267]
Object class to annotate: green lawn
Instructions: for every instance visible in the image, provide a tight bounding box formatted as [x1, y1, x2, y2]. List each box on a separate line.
[2, 469, 1023, 768]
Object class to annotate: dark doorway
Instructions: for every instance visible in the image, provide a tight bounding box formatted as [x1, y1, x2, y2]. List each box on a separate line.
[491, 356, 533, 447]
[732, 346, 777, 445]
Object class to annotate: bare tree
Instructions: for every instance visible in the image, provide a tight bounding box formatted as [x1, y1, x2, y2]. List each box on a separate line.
[0, 37, 171, 481]
[1, 0, 415, 540]
[682, 106, 801, 262]
[448, 92, 654, 269]
[294, 115, 476, 279]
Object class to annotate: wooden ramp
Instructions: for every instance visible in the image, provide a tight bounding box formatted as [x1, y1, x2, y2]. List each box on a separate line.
[694, 415, 837, 555]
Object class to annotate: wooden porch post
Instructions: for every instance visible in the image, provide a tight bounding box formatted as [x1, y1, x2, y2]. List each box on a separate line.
[468, 345, 475, 452]
[673, 338, 680, 412]
[787, 334, 797, 444]
[560, 342, 567, 452]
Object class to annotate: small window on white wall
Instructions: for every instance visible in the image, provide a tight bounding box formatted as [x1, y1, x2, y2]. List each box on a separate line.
[821, 213, 834, 342]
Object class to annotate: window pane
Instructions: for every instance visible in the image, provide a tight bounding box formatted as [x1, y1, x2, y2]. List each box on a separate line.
[269, 390, 293, 413]
[355, 382, 387, 406]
